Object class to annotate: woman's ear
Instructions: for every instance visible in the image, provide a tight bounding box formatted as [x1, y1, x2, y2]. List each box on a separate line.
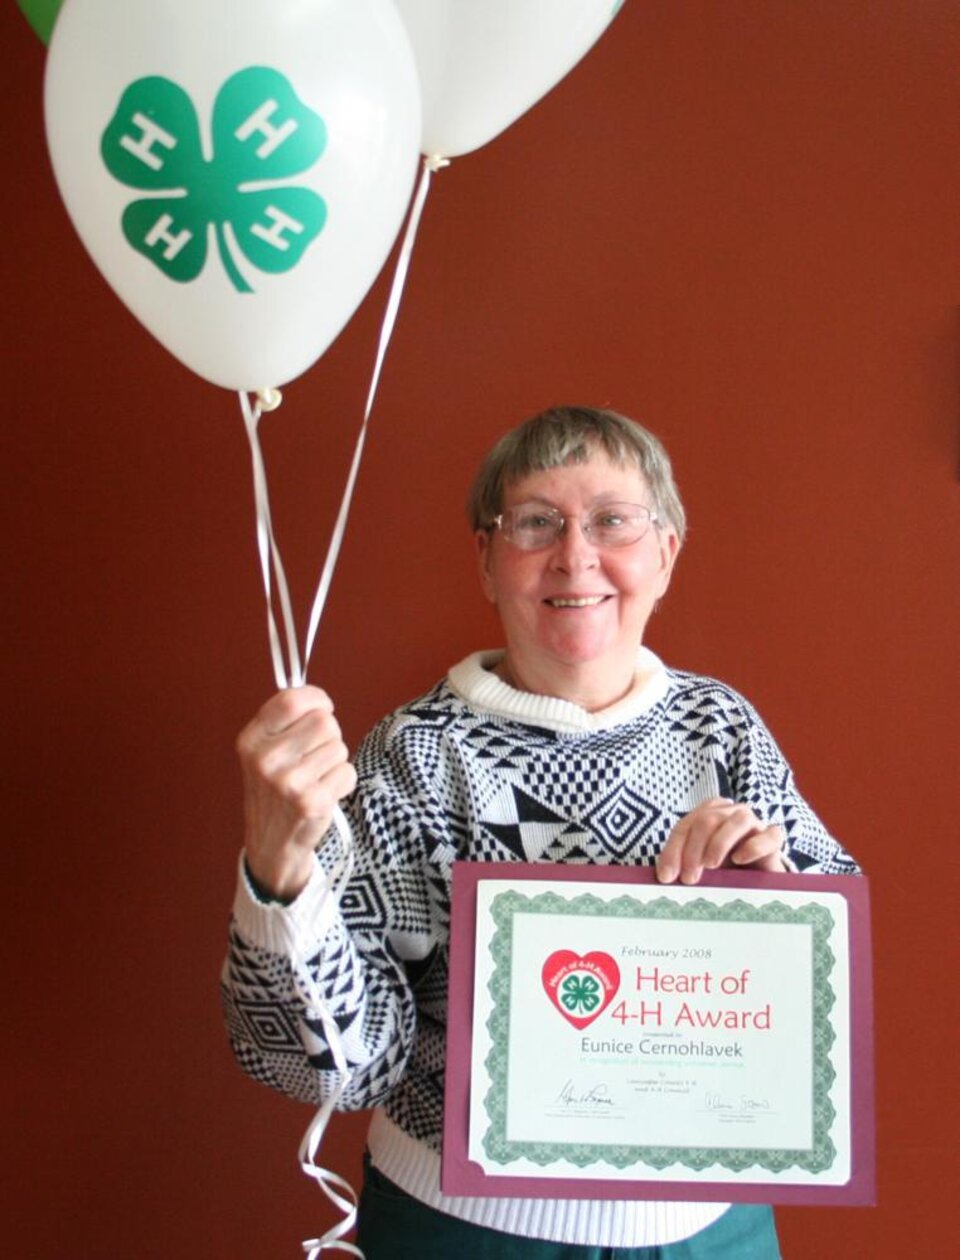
[475, 530, 497, 604]
[655, 527, 681, 599]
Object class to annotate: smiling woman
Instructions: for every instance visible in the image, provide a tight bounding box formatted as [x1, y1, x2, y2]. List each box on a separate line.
[223, 406, 860, 1259]
[474, 445, 680, 711]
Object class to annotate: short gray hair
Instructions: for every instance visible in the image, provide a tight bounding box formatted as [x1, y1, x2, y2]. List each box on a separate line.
[467, 406, 686, 542]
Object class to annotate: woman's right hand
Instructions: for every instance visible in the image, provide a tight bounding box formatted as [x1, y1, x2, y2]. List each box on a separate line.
[236, 686, 357, 902]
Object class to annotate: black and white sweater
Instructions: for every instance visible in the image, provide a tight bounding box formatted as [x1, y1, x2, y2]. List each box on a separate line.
[222, 649, 858, 1247]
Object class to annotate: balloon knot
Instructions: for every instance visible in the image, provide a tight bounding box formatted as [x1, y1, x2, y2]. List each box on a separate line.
[256, 387, 283, 412]
[424, 154, 451, 172]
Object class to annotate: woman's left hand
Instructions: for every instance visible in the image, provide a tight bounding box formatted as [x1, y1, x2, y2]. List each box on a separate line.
[656, 797, 786, 884]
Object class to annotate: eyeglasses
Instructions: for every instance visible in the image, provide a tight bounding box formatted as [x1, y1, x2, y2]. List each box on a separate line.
[489, 502, 660, 551]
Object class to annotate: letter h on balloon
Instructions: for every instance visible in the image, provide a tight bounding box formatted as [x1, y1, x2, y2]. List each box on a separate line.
[235, 98, 299, 158]
[118, 110, 176, 171]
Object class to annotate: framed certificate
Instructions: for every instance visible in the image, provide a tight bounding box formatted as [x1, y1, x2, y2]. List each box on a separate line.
[442, 864, 874, 1205]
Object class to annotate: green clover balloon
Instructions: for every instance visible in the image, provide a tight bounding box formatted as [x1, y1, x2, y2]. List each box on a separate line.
[17, 0, 64, 43]
[101, 67, 327, 294]
[560, 973, 601, 1014]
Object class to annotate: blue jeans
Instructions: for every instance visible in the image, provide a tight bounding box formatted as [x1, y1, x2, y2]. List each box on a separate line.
[356, 1162, 781, 1259]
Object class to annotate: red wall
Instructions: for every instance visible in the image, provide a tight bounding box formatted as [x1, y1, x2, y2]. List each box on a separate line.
[4, 3, 958, 1256]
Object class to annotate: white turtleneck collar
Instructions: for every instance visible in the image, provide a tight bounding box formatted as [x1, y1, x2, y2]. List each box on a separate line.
[446, 648, 669, 734]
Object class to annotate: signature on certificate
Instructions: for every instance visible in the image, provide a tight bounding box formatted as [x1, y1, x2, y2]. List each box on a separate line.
[555, 1079, 617, 1107]
[704, 1091, 773, 1117]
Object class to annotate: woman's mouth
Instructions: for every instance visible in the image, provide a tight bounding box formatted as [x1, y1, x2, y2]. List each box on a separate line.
[546, 595, 610, 608]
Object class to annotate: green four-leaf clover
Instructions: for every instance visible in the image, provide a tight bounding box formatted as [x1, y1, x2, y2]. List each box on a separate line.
[560, 973, 601, 1014]
[101, 67, 327, 294]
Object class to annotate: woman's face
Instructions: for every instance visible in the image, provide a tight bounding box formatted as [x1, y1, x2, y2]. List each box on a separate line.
[475, 453, 679, 706]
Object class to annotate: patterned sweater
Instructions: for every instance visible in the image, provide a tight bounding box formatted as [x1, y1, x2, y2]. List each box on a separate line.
[222, 649, 858, 1247]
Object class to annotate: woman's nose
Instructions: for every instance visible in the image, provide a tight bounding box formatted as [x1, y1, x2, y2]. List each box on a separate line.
[550, 517, 600, 571]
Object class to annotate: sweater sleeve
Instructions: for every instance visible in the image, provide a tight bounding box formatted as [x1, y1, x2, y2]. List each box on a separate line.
[724, 691, 860, 875]
[220, 710, 453, 1111]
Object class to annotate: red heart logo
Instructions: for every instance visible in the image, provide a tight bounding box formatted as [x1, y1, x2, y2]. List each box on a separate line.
[541, 950, 621, 1029]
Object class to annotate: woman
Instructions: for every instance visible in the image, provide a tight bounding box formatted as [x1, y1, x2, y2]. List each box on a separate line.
[224, 406, 858, 1258]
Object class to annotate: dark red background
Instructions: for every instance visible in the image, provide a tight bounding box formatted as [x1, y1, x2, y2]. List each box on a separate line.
[3, 3, 958, 1256]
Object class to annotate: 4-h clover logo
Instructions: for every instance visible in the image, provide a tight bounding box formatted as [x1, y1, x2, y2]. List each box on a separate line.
[560, 973, 602, 1015]
[542, 949, 619, 1029]
[101, 67, 327, 294]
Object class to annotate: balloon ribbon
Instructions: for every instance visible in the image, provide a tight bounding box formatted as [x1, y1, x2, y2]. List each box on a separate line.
[238, 154, 448, 1257]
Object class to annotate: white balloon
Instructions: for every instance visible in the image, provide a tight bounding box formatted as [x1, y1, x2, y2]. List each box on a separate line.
[393, 0, 624, 158]
[44, 0, 421, 390]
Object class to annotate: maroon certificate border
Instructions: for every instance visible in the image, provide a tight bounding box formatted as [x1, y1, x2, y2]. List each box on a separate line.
[442, 863, 875, 1206]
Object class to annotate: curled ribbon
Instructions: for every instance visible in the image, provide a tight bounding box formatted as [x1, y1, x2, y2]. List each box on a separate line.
[239, 154, 449, 1256]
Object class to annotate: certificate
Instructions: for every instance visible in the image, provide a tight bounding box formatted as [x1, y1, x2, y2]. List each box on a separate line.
[442, 864, 874, 1205]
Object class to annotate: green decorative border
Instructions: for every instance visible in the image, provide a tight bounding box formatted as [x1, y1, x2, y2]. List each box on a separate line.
[482, 890, 837, 1175]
